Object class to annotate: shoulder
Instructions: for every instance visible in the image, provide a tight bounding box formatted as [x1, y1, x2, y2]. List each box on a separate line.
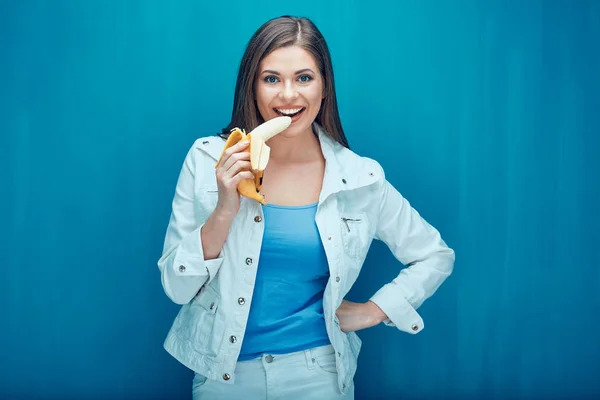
[172, 135, 225, 185]
[328, 138, 386, 182]
[315, 123, 385, 181]
[193, 135, 226, 154]
[182, 135, 227, 164]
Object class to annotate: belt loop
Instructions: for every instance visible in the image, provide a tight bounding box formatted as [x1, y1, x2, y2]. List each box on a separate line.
[304, 348, 314, 370]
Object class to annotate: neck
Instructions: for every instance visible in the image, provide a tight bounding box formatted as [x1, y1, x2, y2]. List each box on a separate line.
[265, 126, 322, 164]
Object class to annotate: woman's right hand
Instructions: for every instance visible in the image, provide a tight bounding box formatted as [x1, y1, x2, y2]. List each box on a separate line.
[214, 140, 254, 218]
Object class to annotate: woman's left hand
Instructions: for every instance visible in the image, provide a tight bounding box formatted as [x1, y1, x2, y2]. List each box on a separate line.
[335, 300, 388, 333]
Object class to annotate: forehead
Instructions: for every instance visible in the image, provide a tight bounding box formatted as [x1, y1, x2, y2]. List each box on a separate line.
[259, 46, 319, 72]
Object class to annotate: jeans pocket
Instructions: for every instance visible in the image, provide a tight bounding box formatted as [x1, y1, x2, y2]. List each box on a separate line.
[311, 348, 338, 376]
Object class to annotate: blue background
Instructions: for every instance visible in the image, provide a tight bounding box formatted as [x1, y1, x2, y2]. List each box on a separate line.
[1, 1, 599, 399]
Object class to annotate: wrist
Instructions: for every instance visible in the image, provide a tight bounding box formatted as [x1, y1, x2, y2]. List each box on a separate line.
[366, 300, 387, 325]
[212, 206, 237, 225]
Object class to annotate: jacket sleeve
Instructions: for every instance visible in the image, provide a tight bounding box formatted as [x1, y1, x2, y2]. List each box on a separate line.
[157, 142, 224, 305]
[369, 165, 455, 334]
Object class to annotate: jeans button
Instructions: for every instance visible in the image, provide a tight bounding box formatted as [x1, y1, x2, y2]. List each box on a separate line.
[265, 354, 274, 363]
[245, 257, 253, 265]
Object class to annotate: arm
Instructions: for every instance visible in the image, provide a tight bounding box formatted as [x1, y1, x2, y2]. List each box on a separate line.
[369, 170, 455, 334]
[157, 144, 233, 305]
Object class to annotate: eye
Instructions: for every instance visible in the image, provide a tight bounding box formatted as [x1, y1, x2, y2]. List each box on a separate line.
[298, 74, 313, 83]
[264, 75, 279, 84]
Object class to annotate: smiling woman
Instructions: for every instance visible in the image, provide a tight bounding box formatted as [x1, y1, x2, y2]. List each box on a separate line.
[157, 15, 455, 400]
[256, 47, 323, 130]
[219, 16, 347, 148]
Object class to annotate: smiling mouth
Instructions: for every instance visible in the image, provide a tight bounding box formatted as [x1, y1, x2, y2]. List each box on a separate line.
[274, 107, 306, 118]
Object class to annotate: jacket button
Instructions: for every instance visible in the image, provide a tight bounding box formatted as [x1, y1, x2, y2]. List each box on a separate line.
[178, 265, 186, 272]
[245, 257, 253, 265]
[223, 373, 230, 381]
[238, 297, 246, 305]
[229, 335, 237, 343]
[335, 276, 340, 283]
[411, 324, 419, 332]
[254, 216, 262, 222]
[209, 302, 215, 310]
[202, 140, 209, 145]
[369, 172, 374, 176]
[265, 354, 274, 363]
[342, 178, 347, 184]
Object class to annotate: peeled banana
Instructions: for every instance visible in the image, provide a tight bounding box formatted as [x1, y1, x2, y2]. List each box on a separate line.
[215, 116, 292, 205]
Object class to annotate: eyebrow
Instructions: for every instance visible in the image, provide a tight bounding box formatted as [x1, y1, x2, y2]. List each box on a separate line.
[261, 68, 315, 75]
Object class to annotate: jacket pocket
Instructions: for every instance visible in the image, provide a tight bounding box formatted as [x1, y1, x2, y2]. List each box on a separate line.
[176, 284, 224, 358]
[339, 212, 369, 259]
[195, 284, 219, 314]
[195, 185, 219, 220]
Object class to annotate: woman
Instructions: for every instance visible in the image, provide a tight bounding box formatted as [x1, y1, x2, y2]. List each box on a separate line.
[157, 15, 455, 400]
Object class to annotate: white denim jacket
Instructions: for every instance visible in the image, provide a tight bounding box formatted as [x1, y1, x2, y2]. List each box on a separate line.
[158, 124, 455, 395]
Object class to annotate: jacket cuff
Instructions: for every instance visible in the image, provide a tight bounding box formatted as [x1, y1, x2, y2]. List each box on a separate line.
[172, 225, 224, 283]
[369, 284, 424, 334]
[204, 252, 224, 284]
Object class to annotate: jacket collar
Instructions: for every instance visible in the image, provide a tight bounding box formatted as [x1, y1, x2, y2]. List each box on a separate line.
[196, 123, 381, 201]
[314, 123, 381, 201]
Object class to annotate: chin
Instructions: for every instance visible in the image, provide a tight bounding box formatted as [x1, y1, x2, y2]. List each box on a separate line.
[272, 127, 299, 139]
[284, 123, 313, 138]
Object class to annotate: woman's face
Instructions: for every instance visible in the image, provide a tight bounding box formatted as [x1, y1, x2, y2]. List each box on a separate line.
[254, 45, 324, 138]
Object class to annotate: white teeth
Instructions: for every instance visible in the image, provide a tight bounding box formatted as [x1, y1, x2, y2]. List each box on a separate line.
[275, 108, 303, 115]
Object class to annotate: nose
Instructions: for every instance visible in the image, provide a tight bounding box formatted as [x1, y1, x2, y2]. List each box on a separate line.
[278, 80, 299, 101]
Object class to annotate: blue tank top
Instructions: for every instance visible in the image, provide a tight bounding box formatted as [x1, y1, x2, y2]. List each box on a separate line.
[238, 202, 331, 361]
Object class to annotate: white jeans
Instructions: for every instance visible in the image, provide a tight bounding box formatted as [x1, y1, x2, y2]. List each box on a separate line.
[192, 344, 354, 400]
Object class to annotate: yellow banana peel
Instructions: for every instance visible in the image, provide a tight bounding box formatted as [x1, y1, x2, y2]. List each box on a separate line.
[215, 116, 292, 205]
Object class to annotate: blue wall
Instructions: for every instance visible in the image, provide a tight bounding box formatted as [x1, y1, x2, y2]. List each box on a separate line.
[2, 1, 599, 399]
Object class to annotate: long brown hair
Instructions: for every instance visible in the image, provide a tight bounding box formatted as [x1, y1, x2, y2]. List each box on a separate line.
[218, 16, 349, 148]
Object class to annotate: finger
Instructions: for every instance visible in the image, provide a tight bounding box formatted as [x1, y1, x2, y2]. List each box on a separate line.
[222, 152, 251, 174]
[220, 146, 250, 172]
[226, 160, 252, 177]
[232, 170, 255, 186]
[218, 140, 250, 169]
